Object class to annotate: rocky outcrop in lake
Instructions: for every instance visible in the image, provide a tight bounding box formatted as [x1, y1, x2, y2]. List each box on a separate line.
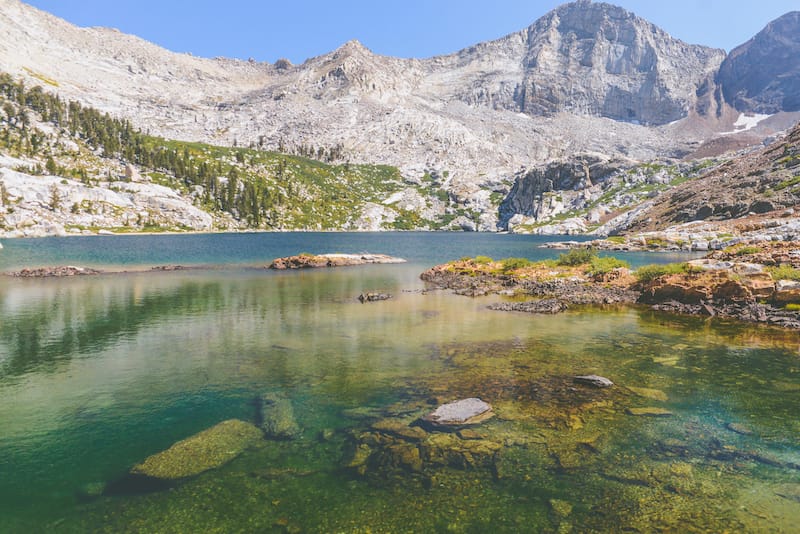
[269, 253, 406, 270]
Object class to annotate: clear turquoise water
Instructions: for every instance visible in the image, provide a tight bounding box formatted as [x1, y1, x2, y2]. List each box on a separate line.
[0, 233, 797, 533]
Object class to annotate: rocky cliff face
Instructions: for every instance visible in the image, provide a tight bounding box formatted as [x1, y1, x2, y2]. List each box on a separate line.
[509, 1, 725, 125]
[499, 154, 626, 229]
[717, 12, 800, 113]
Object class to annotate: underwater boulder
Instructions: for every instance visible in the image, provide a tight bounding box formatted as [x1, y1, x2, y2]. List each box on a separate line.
[130, 419, 262, 480]
[573, 375, 614, 388]
[258, 393, 301, 439]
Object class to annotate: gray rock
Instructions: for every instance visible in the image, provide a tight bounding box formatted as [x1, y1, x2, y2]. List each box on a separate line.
[573, 375, 614, 388]
[421, 398, 494, 428]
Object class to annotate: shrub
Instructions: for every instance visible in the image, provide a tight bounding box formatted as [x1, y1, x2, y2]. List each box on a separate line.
[767, 265, 800, 281]
[474, 255, 494, 265]
[634, 262, 691, 282]
[500, 257, 533, 272]
[588, 256, 630, 275]
[556, 248, 597, 266]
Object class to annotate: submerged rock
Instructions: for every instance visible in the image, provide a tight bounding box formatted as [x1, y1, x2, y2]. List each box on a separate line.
[371, 419, 428, 441]
[358, 292, 392, 303]
[549, 498, 574, 518]
[573, 375, 614, 388]
[489, 299, 568, 314]
[258, 393, 301, 440]
[626, 407, 673, 417]
[130, 419, 262, 480]
[420, 398, 494, 429]
[627, 386, 669, 401]
[726, 422, 754, 435]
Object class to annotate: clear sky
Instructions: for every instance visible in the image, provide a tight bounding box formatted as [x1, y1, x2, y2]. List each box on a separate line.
[22, 0, 800, 64]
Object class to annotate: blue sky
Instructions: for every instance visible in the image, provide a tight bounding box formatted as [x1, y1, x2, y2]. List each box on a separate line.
[24, 0, 800, 64]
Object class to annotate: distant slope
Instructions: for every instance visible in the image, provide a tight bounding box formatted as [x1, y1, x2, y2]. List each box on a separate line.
[624, 122, 800, 233]
[0, 72, 463, 237]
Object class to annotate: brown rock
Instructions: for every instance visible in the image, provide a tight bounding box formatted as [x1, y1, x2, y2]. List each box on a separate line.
[371, 419, 428, 441]
[712, 279, 753, 304]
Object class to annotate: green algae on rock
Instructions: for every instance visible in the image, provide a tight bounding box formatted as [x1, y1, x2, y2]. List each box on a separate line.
[130, 419, 262, 480]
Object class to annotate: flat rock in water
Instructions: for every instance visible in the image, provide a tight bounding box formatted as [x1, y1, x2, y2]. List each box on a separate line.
[421, 398, 494, 428]
[574, 375, 614, 388]
[130, 419, 262, 480]
[626, 407, 673, 417]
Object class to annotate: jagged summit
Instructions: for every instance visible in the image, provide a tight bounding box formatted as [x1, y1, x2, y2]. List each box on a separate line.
[509, 1, 724, 124]
[717, 11, 800, 113]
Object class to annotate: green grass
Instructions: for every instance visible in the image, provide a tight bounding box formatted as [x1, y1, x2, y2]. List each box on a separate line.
[767, 265, 800, 281]
[588, 256, 630, 275]
[499, 257, 533, 272]
[634, 263, 694, 282]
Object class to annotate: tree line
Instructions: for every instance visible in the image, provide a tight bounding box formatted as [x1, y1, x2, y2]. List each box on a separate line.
[0, 73, 294, 226]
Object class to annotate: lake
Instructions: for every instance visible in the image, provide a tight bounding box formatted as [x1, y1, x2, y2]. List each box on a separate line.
[0, 232, 798, 532]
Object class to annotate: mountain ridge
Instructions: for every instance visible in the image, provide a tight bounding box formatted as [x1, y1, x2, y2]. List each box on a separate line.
[1, 0, 799, 236]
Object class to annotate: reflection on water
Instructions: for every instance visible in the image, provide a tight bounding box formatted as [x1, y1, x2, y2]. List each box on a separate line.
[0, 260, 799, 532]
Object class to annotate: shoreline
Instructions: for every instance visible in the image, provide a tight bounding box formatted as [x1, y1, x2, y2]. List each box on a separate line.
[420, 245, 800, 330]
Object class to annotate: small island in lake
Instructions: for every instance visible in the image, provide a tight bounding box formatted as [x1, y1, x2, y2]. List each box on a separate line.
[268, 253, 406, 270]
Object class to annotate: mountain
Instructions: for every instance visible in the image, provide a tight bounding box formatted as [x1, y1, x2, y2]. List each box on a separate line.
[0, 0, 798, 237]
[0, 0, 737, 229]
[717, 11, 800, 114]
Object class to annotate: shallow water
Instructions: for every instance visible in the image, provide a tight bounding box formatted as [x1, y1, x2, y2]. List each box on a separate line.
[0, 233, 798, 533]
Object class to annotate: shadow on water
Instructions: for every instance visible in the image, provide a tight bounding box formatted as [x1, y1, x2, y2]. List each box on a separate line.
[100, 474, 175, 498]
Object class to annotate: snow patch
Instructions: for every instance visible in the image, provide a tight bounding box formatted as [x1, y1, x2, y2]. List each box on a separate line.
[720, 113, 772, 135]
